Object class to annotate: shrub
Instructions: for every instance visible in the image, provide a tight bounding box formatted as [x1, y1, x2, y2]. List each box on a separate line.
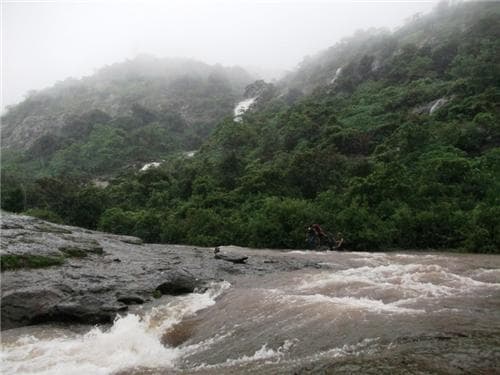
[23, 208, 63, 224]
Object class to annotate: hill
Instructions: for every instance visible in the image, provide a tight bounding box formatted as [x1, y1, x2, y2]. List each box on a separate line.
[2, 1, 499, 252]
[1, 56, 254, 177]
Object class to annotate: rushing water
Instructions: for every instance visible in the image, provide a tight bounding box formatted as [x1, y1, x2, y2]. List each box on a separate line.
[140, 162, 162, 171]
[330, 67, 343, 84]
[233, 97, 256, 122]
[2, 250, 500, 374]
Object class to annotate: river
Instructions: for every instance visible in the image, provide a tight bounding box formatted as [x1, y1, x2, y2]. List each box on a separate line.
[1, 249, 499, 374]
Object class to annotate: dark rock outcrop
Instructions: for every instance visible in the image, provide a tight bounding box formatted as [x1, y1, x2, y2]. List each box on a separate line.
[214, 246, 248, 264]
[1, 289, 63, 330]
[1, 212, 325, 330]
[117, 295, 145, 305]
[33, 296, 128, 326]
[155, 272, 205, 296]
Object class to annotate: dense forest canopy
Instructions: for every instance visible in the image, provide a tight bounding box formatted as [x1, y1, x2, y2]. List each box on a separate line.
[2, 1, 499, 252]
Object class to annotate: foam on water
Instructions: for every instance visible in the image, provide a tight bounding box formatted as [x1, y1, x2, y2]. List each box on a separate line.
[0, 282, 230, 375]
[180, 331, 235, 358]
[285, 294, 424, 314]
[297, 263, 500, 299]
[194, 339, 297, 370]
[1, 315, 178, 375]
[256, 261, 500, 317]
[287, 250, 310, 255]
[300, 337, 380, 363]
[470, 268, 500, 283]
[218, 337, 381, 371]
[223, 340, 294, 365]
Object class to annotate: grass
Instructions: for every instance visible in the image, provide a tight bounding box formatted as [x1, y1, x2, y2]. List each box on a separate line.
[1, 243, 104, 271]
[59, 247, 88, 258]
[152, 290, 162, 299]
[1, 254, 65, 271]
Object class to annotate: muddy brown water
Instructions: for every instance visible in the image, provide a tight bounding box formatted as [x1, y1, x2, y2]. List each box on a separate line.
[2, 249, 500, 374]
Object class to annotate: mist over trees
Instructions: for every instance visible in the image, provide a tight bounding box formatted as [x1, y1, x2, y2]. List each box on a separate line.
[2, 1, 499, 253]
[1, 56, 254, 176]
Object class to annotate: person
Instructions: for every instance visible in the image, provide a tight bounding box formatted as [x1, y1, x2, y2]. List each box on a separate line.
[305, 223, 331, 250]
[305, 225, 318, 249]
[311, 223, 331, 249]
[334, 232, 344, 250]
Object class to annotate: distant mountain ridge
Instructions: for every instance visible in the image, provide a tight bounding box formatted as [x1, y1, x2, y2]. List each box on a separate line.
[275, 1, 499, 99]
[1, 56, 254, 177]
[1, 56, 252, 165]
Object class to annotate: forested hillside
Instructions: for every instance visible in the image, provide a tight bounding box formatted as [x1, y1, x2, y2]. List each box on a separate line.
[1, 56, 253, 177]
[2, 1, 499, 252]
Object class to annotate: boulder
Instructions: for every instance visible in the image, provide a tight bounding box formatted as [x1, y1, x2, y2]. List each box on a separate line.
[36, 296, 128, 325]
[214, 247, 248, 264]
[155, 272, 205, 296]
[214, 253, 248, 264]
[1, 288, 63, 330]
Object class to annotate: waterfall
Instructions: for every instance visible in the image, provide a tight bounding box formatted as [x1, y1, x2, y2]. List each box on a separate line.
[233, 97, 257, 122]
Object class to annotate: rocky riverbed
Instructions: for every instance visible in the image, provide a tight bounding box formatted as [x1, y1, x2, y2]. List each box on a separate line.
[2, 212, 500, 374]
[1, 212, 321, 330]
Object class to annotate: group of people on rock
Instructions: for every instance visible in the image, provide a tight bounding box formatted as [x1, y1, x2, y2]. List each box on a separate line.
[305, 223, 343, 250]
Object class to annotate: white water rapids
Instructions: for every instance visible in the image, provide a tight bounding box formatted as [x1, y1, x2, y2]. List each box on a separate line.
[1, 282, 230, 375]
[1, 250, 500, 374]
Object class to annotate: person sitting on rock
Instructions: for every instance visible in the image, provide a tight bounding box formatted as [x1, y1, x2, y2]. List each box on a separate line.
[311, 224, 331, 249]
[334, 232, 344, 250]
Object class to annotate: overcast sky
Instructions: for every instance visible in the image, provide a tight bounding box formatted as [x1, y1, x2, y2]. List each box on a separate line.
[2, 0, 439, 111]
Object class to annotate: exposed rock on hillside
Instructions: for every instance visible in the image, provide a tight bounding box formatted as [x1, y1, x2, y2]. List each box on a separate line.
[1, 56, 254, 166]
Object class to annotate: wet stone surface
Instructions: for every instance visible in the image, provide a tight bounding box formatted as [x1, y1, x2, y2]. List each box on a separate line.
[2, 212, 499, 375]
[1, 212, 323, 330]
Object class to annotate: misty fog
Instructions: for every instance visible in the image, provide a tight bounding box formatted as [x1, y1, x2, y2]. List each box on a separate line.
[2, 0, 438, 111]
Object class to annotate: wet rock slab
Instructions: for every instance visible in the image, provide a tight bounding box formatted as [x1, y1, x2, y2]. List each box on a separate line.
[1, 212, 321, 330]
